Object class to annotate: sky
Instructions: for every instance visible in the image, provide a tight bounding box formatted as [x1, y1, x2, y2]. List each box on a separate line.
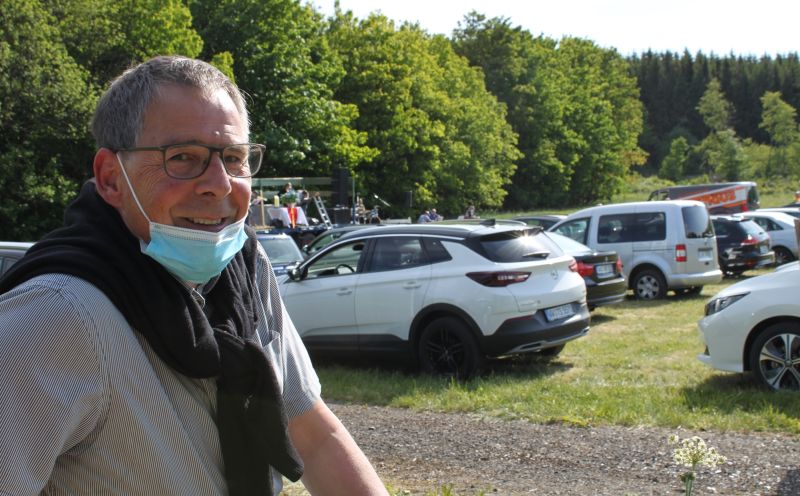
[312, 0, 798, 57]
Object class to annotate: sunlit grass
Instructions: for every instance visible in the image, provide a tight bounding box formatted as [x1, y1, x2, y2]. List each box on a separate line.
[315, 269, 800, 435]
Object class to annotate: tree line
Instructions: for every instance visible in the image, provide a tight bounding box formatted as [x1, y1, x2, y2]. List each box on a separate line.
[1, 0, 798, 240]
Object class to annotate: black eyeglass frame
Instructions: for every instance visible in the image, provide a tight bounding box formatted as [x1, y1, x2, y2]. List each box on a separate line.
[116, 142, 266, 179]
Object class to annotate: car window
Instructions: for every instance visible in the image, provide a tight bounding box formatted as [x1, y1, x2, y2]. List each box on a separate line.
[682, 205, 714, 238]
[422, 237, 452, 264]
[740, 219, 765, 237]
[552, 218, 590, 244]
[597, 216, 627, 243]
[370, 237, 428, 272]
[304, 241, 365, 279]
[258, 238, 302, 263]
[479, 229, 558, 262]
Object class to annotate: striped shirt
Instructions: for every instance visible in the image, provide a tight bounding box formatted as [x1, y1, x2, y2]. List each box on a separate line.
[0, 248, 321, 495]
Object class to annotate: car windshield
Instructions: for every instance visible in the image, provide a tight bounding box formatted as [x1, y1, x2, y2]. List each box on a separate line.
[259, 237, 303, 263]
[479, 229, 560, 262]
[546, 232, 592, 256]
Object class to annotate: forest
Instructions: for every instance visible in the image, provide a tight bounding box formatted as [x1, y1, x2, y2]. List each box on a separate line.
[1, 0, 799, 240]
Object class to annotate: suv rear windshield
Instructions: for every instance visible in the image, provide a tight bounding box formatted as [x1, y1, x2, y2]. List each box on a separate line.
[479, 229, 561, 262]
[682, 205, 714, 238]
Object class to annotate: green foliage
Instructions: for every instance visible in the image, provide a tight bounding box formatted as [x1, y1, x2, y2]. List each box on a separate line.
[0, 0, 96, 239]
[209, 51, 236, 83]
[327, 13, 519, 216]
[189, 0, 374, 177]
[452, 15, 645, 209]
[696, 79, 732, 132]
[760, 91, 800, 177]
[49, 0, 202, 85]
[659, 137, 689, 180]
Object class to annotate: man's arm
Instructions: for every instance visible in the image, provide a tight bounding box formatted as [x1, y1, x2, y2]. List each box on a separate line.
[288, 399, 389, 495]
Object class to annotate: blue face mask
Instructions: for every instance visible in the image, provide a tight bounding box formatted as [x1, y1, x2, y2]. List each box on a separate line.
[116, 153, 248, 284]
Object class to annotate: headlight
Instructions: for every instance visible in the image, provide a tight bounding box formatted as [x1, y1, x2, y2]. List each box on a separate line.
[704, 293, 749, 316]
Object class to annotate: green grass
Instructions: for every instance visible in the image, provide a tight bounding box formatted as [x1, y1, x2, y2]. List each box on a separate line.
[315, 269, 800, 435]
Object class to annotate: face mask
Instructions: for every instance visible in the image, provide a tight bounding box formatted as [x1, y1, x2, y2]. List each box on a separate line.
[116, 153, 248, 284]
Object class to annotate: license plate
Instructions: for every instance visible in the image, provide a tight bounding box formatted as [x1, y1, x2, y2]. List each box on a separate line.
[698, 248, 713, 261]
[595, 263, 614, 278]
[760, 245, 768, 254]
[544, 303, 575, 322]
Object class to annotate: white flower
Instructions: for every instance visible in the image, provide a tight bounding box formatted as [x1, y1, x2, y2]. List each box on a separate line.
[670, 435, 727, 469]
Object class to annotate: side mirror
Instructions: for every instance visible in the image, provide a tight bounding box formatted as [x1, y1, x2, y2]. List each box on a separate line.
[289, 266, 302, 281]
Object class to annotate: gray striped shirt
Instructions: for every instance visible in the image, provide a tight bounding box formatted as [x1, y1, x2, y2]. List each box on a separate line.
[0, 249, 321, 495]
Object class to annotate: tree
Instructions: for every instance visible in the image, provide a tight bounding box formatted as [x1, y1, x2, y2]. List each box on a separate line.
[759, 91, 800, 177]
[48, 0, 203, 86]
[326, 12, 519, 215]
[0, 0, 97, 240]
[695, 79, 744, 179]
[453, 14, 644, 208]
[660, 137, 689, 181]
[190, 0, 374, 178]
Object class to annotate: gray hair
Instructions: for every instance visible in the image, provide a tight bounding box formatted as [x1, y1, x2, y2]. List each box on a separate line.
[91, 55, 249, 150]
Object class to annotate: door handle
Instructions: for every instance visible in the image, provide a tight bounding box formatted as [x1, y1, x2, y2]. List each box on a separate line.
[336, 288, 353, 295]
[403, 282, 421, 289]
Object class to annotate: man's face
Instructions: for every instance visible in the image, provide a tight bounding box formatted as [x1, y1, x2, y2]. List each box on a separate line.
[116, 85, 251, 243]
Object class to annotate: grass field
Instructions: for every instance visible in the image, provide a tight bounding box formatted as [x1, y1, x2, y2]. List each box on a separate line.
[314, 268, 800, 435]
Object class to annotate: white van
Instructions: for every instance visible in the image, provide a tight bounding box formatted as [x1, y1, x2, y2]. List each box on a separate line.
[549, 200, 723, 299]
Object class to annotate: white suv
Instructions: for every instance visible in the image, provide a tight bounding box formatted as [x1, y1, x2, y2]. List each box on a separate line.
[279, 222, 589, 377]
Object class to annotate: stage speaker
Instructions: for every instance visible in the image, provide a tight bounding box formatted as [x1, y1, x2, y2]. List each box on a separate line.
[331, 206, 351, 225]
[402, 191, 413, 208]
[330, 167, 350, 206]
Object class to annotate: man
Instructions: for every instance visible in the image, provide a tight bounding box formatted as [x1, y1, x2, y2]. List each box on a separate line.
[0, 56, 387, 495]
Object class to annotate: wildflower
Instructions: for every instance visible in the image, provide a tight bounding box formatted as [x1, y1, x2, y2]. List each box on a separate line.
[669, 434, 727, 495]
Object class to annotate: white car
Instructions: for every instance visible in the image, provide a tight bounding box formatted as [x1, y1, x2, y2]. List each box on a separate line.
[697, 267, 800, 391]
[279, 222, 590, 378]
[740, 210, 799, 265]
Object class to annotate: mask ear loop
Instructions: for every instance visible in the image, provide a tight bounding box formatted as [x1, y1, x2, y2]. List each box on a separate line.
[116, 152, 153, 224]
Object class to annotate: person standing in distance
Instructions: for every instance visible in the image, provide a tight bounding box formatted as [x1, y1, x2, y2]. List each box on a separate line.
[0, 56, 387, 496]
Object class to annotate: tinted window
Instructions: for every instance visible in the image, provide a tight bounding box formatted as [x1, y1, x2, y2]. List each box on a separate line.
[479, 229, 558, 262]
[422, 237, 452, 263]
[370, 237, 428, 272]
[740, 219, 765, 237]
[682, 205, 714, 238]
[597, 212, 666, 243]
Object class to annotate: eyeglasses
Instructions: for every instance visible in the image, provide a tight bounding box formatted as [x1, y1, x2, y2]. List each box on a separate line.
[117, 143, 265, 179]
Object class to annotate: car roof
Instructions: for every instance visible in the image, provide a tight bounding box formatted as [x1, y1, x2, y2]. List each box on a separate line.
[255, 232, 293, 240]
[0, 241, 34, 251]
[741, 211, 798, 222]
[338, 220, 537, 241]
[563, 200, 705, 218]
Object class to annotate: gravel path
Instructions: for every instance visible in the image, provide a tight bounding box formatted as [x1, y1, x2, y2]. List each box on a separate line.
[324, 403, 800, 496]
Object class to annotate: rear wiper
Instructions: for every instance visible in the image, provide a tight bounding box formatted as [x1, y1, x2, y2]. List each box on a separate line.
[522, 251, 550, 259]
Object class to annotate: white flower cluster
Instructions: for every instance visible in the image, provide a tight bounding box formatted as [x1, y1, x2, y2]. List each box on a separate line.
[669, 434, 727, 469]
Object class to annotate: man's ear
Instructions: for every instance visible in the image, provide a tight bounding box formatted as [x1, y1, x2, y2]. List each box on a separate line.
[93, 148, 124, 208]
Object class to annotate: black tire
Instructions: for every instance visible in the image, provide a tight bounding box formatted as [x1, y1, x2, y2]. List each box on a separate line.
[673, 286, 703, 296]
[632, 268, 667, 300]
[774, 246, 795, 266]
[418, 316, 483, 379]
[748, 322, 800, 391]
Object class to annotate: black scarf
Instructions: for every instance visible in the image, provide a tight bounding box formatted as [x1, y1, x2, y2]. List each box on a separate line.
[0, 181, 303, 494]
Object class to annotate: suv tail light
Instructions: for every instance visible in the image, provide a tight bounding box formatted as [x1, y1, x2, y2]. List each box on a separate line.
[675, 244, 687, 262]
[740, 234, 758, 246]
[615, 258, 623, 273]
[467, 271, 530, 287]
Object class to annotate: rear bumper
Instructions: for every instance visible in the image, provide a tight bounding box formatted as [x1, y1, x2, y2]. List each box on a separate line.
[480, 301, 591, 357]
[668, 269, 723, 288]
[585, 277, 627, 308]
